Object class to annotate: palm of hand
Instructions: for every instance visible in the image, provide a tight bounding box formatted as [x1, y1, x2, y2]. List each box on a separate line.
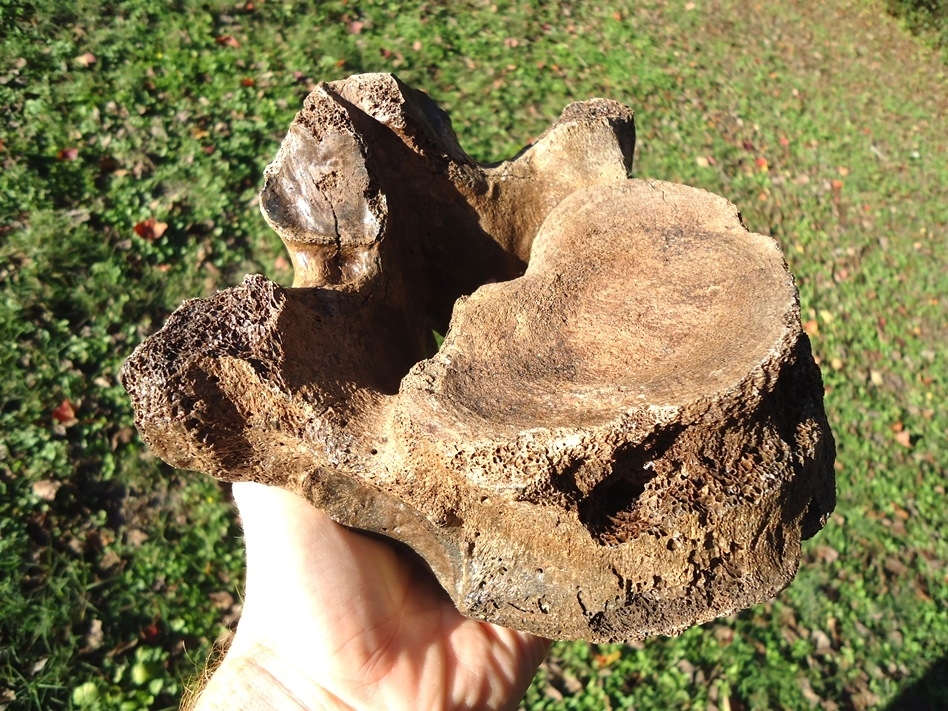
[207, 482, 549, 711]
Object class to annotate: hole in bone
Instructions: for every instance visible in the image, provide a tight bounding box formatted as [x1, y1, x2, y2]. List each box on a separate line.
[578, 462, 657, 546]
[577, 427, 681, 546]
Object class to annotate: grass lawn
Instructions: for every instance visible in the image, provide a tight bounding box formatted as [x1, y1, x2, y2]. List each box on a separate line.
[1, 0, 946, 709]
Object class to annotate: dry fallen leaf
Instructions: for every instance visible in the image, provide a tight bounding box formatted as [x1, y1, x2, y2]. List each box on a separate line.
[32, 479, 62, 502]
[894, 429, 912, 448]
[133, 218, 168, 241]
[593, 649, 622, 667]
[713, 624, 735, 645]
[811, 628, 833, 655]
[126, 528, 150, 547]
[98, 549, 122, 571]
[141, 620, 161, 644]
[209, 590, 236, 610]
[52, 399, 77, 424]
[85, 619, 104, 651]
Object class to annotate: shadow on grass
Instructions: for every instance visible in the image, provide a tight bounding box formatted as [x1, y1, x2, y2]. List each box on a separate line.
[887, 655, 948, 710]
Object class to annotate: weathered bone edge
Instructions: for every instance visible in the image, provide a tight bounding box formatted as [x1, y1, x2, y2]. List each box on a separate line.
[121, 73, 835, 642]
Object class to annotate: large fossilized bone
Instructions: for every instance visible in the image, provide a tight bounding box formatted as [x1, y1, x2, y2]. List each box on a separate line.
[121, 73, 835, 642]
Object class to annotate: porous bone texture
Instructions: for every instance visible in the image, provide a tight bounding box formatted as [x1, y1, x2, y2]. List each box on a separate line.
[122, 73, 835, 642]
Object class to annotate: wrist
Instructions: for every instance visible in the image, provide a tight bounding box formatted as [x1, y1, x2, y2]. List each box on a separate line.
[187, 643, 339, 711]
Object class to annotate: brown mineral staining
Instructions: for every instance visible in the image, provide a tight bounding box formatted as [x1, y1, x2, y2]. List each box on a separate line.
[122, 73, 835, 642]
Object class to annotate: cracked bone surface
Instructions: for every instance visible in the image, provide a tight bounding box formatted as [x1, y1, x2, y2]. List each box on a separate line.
[121, 73, 835, 642]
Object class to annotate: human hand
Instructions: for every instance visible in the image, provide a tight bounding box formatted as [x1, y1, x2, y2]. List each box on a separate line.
[190, 481, 551, 711]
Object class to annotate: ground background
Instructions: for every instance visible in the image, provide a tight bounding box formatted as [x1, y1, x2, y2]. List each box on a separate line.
[1, 0, 946, 709]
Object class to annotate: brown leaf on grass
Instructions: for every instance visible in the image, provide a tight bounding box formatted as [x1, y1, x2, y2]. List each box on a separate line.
[133, 218, 168, 241]
[209, 591, 243, 625]
[849, 685, 880, 711]
[883, 556, 908, 576]
[57, 147, 79, 161]
[32, 479, 62, 502]
[209, 590, 235, 610]
[52, 399, 77, 425]
[811, 628, 833, 655]
[110, 425, 134, 450]
[98, 549, 122, 572]
[75, 52, 97, 67]
[798, 676, 821, 705]
[893, 428, 912, 448]
[84, 619, 104, 652]
[544, 684, 564, 702]
[713, 624, 735, 645]
[126, 528, 150, 547]
[141, 620, 161, 644]
[543, 659, 579, 695]
[593, 648, 622, 667]
[107, 638, 138, 657]
[216, 35, 240, 48]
